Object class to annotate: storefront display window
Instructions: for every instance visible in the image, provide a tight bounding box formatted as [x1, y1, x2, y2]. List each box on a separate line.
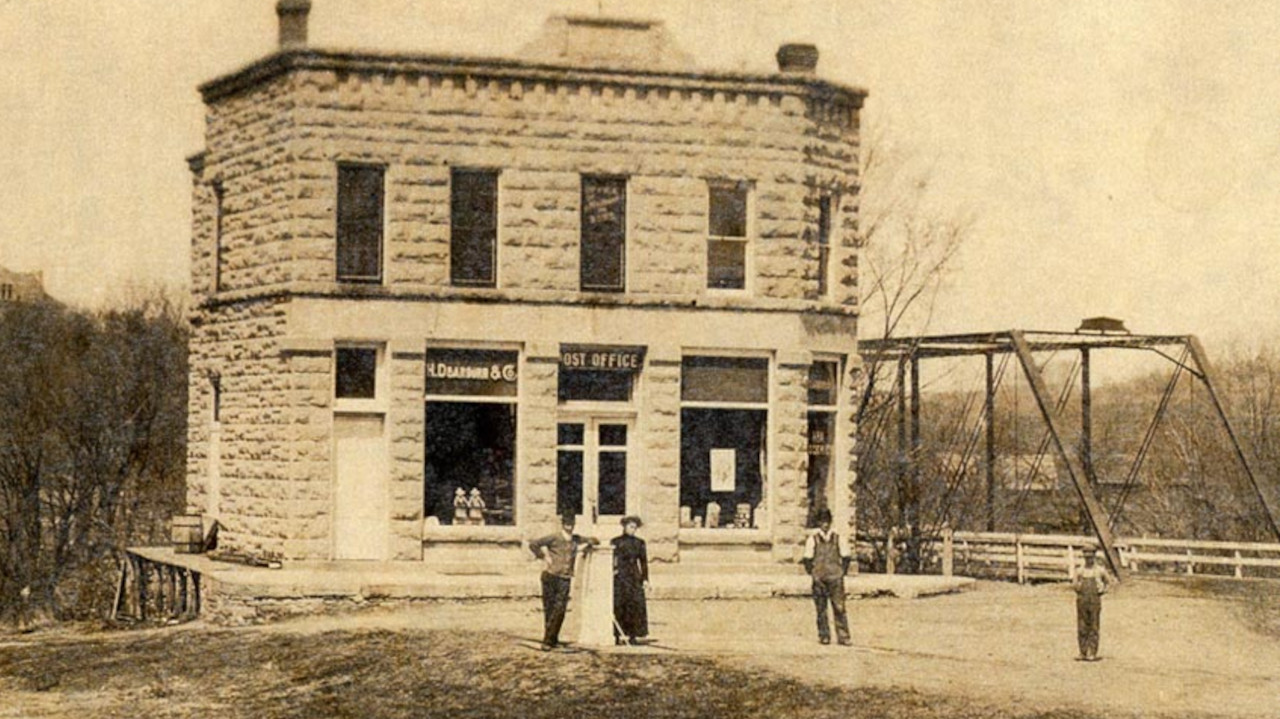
[679, 355, 769, 529]
[424, 348, 518, 526]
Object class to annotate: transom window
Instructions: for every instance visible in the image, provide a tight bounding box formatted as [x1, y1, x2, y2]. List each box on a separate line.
[335, 346, 378, 400]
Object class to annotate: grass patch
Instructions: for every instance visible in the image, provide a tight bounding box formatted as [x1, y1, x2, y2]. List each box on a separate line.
[0, 627, 1133, 719]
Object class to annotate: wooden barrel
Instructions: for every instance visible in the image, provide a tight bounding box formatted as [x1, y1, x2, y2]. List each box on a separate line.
[171, 515, 204, 554]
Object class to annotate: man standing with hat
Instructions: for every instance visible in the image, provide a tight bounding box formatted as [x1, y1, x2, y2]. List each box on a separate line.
[1072, 546, 1113, 661]
[530, 514, 597, 651]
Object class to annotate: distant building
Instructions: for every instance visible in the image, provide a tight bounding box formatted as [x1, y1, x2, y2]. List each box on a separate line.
[185, 1, 865, 565]
[0, 266, 46, 305]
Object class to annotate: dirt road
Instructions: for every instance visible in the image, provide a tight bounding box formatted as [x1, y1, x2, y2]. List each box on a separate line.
[1, 577, 1275, 718]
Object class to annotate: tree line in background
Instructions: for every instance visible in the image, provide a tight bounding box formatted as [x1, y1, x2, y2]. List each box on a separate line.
[0, 294, 187, 626]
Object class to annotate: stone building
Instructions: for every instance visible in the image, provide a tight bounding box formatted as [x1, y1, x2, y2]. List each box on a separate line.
[0, 266, 47, 305]
[185, 1, 865, 568]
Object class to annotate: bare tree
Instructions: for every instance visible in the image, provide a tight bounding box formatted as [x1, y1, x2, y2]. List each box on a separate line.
[853, 126, 977, 567]
[0, 292, 187, 624]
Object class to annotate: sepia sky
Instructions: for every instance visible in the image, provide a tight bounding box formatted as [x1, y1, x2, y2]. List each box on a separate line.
[2, 0, 1280, 349]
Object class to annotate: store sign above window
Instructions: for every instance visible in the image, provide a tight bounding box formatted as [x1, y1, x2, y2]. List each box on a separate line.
[426, 348, 518, 397]
[560, 344, 646, 372]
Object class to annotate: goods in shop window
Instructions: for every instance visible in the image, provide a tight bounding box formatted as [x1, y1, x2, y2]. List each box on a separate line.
[468, 487, 486, 525]
[453, 487, 468, 525]
[706, 503, 721, 528]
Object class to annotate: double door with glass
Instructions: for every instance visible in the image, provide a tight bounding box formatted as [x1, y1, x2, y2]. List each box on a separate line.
[556, 418, 631, 523]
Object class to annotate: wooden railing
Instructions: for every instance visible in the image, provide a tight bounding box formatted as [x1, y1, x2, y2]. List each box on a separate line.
[857, 530, 1280, 583]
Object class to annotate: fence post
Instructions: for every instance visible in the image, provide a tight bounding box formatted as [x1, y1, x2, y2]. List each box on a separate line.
[942, 527, 954, 577]
[1015, 536, 1026, 585]
[1067, 545, 1076, 580]
[1234, 550, 1244, 579]
[886, 528, 897, 575]
[1185, 549, 1194, 576]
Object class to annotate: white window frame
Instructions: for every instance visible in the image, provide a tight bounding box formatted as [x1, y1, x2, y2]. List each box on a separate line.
[678, 351, 773, 532]
[333, 341, 387, 414]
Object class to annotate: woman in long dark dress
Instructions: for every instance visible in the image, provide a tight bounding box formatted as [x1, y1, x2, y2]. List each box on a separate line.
[612, 515, 649, 645]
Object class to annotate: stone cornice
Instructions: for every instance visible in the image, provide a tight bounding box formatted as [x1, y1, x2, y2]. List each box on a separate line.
[193, 282, 858, 320]
[198, 49, 867, 109]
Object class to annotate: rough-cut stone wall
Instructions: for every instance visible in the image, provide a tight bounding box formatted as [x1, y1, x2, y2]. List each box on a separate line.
[521, 348, 561, 530]
[194, 74, 301, 301]
[388, 348, 426, 560]
[640, 352, 683, 562]
[189, 54, 862, 561]
[186, 297, 295, 558]
[773, 352, 813, 561]
[271, 65, 859, 310]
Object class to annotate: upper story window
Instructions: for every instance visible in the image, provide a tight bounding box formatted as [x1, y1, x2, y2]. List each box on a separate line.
[580, 175, 627, 292]
[817, 195, 833, 297]
[336, 163, 384, 283]
[213, 181, 226, 293]
[451, 169, 499, 288]
[707, 180, 750, 291]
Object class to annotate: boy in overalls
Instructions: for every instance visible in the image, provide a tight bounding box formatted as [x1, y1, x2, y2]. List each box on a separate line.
[1072, 546, 1113, 661]
[802, 509, 852, 646]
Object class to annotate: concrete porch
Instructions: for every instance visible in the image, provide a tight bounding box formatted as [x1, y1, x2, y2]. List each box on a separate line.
[127, 546, 975, 622]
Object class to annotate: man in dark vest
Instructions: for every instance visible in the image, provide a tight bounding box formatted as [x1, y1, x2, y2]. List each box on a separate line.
[802, 508, 852, 646]
[529, 514, 596, 651]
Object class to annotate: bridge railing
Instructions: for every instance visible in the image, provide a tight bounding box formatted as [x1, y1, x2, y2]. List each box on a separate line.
[856, 530, 1280, 583]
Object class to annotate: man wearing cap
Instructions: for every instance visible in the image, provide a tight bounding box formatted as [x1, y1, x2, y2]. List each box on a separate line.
[802, 508, 852, 646]
[1071, 546, 1113, 661]
[529, 514, 597, 651]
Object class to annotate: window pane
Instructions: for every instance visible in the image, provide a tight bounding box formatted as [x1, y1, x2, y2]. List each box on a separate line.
[557, 450, 584, 518]
[679, 408, 766, 528]
[580, 176, 626, 291]
[598, 451, 627, 515]
[337, 165, 383, 281]
[213, 182, 225, 292]
[558, 369, 633, 402]
[707, 239, 745, 290]
[424, 402, 517, 526]
[451, 170, 498, 287]
[806, 411, 835, 527]
[709, 184, 747, 238]
[817, 195, 832, 296]
[599, 424, 627, 447]
[558, 423, 584, 446]
[681, 356, 768, 404]
[808, 361, 839, 406]
[335, 347, 377, 399]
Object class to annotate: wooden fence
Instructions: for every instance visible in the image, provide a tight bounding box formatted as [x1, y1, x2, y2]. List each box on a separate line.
[857, 530, 1280, 583]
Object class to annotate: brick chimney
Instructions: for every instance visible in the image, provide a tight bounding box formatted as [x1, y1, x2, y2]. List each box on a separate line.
[276, 0, 311, 50]
[776, 43, 819, 74]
